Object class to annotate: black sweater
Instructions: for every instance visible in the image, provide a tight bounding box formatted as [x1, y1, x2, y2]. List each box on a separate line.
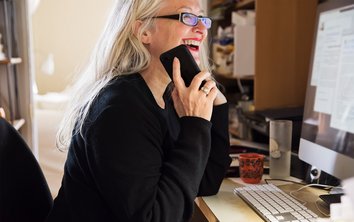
[46, 73, 231, 222]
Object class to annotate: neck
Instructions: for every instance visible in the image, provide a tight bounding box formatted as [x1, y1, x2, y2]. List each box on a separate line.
[140, 60, 171, 109]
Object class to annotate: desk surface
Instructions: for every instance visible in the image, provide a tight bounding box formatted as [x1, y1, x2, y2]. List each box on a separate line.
[195, 177, 330, 222]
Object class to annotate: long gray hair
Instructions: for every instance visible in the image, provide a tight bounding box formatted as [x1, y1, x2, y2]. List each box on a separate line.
[56, 0, 211, 150]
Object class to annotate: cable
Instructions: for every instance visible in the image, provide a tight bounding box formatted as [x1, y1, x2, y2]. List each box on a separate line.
[236, 78, 245, 94]
[236, 78, 251, 101]
[289, 184, 335, 205]
[292, 183, 335, 193]
[264, 178, 306, 186]
[315, 198, 331, 217]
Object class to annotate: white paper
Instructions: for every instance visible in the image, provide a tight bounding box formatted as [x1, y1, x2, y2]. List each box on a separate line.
[311, 6, 354, 133]
[330, 35, 354, 133]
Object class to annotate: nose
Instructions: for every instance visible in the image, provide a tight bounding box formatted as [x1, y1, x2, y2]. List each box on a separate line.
[193, 19, 208, 34]
[198, 18, 209, 29]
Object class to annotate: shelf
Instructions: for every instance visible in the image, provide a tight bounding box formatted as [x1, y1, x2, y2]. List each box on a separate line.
[12, 118, 25, 130]
[210, 0, 225, 8]
[0, 57, 22, 65]
[230, 137, 268, 151]
[214, 71, 254, 80]
[235, 0, 255, 10]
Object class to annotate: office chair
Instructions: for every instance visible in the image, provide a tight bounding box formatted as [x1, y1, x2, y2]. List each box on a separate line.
[0, 118, 53, 222]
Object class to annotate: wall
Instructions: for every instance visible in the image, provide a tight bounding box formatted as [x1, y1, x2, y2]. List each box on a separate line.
[32, 0, 115, 94]
[32, 0, 210, 94]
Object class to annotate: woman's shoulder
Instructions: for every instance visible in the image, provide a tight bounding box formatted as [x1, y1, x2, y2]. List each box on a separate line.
[82, 73, 164, 135]
[107, 72, 142, 90]
[88, 73, 153, 118]
[102, 73, 148, 103]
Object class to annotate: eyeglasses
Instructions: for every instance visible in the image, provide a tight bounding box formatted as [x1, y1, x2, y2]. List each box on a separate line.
[152, 12, 212, 29]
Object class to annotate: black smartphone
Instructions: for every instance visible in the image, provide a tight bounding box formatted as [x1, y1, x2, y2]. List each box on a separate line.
[160, 44, 200, 87]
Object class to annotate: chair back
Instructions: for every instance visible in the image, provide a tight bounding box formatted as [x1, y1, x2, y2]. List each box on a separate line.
[0, 118, 53, 222]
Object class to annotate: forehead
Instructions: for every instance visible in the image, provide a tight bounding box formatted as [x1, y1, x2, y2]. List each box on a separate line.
[159, 0, 204, 14]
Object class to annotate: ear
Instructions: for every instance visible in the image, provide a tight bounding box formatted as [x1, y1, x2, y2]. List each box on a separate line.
[133, 20, 152, 44]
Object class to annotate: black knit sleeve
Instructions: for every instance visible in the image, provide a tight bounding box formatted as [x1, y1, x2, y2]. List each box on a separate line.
[197, 103, 232, 196]
[85, 102, 212, 222]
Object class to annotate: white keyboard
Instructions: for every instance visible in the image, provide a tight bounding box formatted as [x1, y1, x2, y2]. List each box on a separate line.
[234, 184, 319, 222]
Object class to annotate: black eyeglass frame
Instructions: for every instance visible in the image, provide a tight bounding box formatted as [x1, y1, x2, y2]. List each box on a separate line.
[152, 12, 212, 29]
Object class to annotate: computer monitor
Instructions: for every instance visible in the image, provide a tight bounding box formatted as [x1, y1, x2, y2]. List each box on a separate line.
[298, 0, 354, 181]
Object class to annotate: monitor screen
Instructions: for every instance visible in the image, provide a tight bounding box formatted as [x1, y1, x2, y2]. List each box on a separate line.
[299, 0, 354, 181]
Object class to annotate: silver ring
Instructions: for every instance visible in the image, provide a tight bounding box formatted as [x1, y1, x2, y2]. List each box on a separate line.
[200, 86, 209, 95]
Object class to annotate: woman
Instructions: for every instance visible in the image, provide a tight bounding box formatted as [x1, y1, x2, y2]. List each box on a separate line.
[47, 0, 231, 221]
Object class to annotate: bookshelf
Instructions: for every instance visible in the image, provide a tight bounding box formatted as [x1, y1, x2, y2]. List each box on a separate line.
[0, 57, 22, 64]
[252, 0, 318, 110]
[235, 0, 255, 10]
[0, 0, 34, 147]
[245, 0, 318, 110]
[212, 0, 318, 111]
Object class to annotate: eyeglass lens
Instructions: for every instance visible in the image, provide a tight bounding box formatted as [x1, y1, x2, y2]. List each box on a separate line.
[181, 13, 211, 29]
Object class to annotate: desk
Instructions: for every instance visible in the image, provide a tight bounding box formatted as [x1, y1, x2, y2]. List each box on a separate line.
[195, 177, 330, 222]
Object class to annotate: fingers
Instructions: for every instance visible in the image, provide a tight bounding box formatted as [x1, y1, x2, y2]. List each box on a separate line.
[206, 86, 218, 100]
[171, 57, 217, 106]
[199, 79, 217, 96]
[189, 70, 211, 91]
[172, 57, 185, 90]
[172, 57, 213, 93]
[170, 63, 217, 120]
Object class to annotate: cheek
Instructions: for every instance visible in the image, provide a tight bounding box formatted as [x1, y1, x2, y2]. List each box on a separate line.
[148, 23, 191, 57]
[158, 21, 190, 39]
[154, 27, 180, 47]
[162, 26, 183, 42]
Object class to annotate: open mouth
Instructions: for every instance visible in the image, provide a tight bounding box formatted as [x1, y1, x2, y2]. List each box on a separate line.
[183, 39, 200, 51]
[186, 44, 199, 51]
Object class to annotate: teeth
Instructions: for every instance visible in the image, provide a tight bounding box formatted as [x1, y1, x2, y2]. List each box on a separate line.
[183, 39, 200, 47]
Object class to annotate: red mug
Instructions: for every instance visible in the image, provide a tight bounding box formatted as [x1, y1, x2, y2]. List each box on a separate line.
[239, 153, 265, 184]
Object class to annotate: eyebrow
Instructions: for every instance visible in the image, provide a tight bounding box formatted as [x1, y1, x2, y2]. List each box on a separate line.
[179, 6, 205, 15]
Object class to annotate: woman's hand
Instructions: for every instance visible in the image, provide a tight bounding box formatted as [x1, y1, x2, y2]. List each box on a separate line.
[171, 58, 217, 121]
